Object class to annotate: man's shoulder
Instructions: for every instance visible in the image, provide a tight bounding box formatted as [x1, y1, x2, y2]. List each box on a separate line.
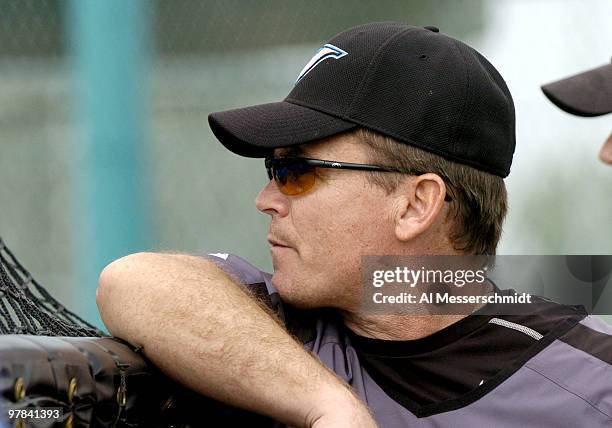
[531, 314, 612, 370]
[523, 315, 612, 418]
[557, 314, 612, 361]
[205, 252, 272, 287]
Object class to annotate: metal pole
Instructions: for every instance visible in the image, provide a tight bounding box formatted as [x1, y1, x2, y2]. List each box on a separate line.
[68, 0, 152, 328]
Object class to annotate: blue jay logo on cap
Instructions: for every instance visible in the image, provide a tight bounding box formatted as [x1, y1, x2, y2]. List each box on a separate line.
[296, 44, 348, 84]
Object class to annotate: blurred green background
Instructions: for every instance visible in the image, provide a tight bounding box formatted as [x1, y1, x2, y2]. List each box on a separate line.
[0, 0, 610, 327]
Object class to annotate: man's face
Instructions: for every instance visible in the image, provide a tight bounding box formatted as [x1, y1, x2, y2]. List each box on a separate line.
[255, 133, 399, 310]
[600, 132, 612, 165]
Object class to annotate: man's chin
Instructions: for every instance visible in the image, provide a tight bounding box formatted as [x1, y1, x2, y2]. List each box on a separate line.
[271, 272, 320, 309]
[270, 246, 297, 273]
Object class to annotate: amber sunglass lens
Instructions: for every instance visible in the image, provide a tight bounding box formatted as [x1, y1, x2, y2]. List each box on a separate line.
[276, 162, 316, 195]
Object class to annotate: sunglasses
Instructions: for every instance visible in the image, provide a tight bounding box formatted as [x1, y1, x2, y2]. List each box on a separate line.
[265, 156, 452, 201]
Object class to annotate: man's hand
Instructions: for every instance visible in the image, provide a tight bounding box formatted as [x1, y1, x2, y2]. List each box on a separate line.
[96, 252, 377, 427]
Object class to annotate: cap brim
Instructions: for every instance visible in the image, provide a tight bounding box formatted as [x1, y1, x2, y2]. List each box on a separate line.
[541, 62, 612, 117]
[208, 101, 356, 157]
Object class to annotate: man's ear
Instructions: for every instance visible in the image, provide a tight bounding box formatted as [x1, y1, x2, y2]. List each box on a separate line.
[393, 173, 447, 242]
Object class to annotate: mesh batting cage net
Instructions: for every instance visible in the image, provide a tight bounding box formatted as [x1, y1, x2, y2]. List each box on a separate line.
[0, 237, 103, 337]
[0, 238, 277, 427]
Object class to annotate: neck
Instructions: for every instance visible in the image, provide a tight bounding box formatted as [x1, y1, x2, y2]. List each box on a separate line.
[342, 312, 468, 340]
[344, 269, 495, 340]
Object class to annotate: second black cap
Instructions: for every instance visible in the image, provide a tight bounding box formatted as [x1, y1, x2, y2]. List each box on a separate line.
[542, 59, 612, 117]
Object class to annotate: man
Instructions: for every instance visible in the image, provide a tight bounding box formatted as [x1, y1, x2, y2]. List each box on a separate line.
[97, 23, 612, 427]
[541, 58, 612, 164]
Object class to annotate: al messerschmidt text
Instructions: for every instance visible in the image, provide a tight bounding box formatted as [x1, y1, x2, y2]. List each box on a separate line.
[373, 292, 532, 304]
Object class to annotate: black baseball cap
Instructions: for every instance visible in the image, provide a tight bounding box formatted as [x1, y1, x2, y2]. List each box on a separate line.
[541, 59, 612, 117]
[209, 22, 516, 177]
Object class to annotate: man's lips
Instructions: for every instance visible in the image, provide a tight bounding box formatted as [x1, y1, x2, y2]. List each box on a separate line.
[267, 235, 291, 248]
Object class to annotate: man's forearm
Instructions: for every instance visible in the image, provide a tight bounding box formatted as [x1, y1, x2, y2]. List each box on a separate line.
[96, 252, 375, 427]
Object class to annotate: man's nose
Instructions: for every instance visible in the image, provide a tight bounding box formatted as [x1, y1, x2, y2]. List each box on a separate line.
[255, 180, 290, 217]
[599, 132, 612, 165]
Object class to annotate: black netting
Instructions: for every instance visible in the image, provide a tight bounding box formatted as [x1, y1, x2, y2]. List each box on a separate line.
[0, 237, 104, 337]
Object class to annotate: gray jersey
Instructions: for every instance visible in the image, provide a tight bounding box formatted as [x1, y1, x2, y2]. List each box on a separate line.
[208, 253, 612, 427]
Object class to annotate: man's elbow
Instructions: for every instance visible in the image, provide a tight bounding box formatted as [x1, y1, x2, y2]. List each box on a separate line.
[96, 252, 159, 334]
[99, 250, 163, 285]
[98, 252, 142, 300]
[97, 257, 118, 301]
